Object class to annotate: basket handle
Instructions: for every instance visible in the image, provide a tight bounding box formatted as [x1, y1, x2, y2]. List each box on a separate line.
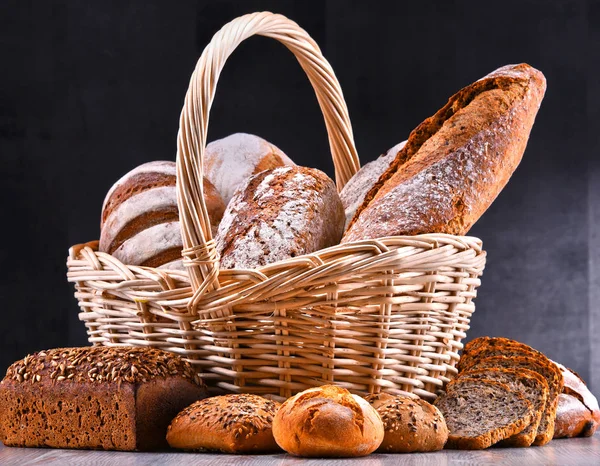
[176, 11, 360, 311]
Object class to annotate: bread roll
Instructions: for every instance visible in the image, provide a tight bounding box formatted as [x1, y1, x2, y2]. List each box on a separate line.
[216, 166, 345, 269]
[339, 141, 406, 229]
[272, 385, 384, 457]
[365, 392, 447, 453]
[0, 347, 208, 451]
[204, 133, 295, 204]
[99, 161, 225, 269]
[343, 63, 546, 242]
[166, 394, 281, 454]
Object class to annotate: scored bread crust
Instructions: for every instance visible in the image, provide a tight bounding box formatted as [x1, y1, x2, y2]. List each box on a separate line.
[272, 385, 384, 457]
[554, 394, 597, 438]
[343, 63, 546, 242]
[166, 394, 281, 454]
[437, 378, 534, 450]
[456, 367, 548, 447]
[460, 354, 562, 446]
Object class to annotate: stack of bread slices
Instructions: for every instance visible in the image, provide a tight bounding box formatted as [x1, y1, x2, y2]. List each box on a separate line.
[434, 337, 564, 449]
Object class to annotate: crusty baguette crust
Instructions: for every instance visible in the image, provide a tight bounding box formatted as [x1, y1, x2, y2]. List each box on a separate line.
[343, 63, 546, 242]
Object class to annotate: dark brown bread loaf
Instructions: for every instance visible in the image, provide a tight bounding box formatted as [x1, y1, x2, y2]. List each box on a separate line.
[457, 368, 548, 447]
[554, 394, 597, 438]
[365, 392, 448, 452]
[216, 166, 345, 269]
[343, 63, 546, 242]
[339, 141, 406, 229]
[99, 161, 225, 269]
[272, 385, 384, 457]
[435, 378, 534, 450]
[166, 394, 281, 453]
[461, 354, 563, 446]
[0, 347, 208, 451]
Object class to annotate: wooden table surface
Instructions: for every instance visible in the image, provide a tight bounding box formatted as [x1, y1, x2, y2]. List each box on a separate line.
[2, 434, 600, 466]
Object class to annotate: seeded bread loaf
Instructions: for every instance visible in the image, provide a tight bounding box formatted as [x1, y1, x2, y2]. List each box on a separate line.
[554, 394, 597, 438]
[0, 347, 208, 451]
[456, 368, 548, 447]
[343, 63, 546, 243]
[339, 141, 406, 229]
[459, 336, 549, 372]
[216, 166, 345, 269]
[435, 378, 534, 450]
[460, 354, 562, 446]
[272, 385, 384, 457]
[365, 392, 448, 452]
[166, 394, 281, 453]
[204, 133, 295, 205]
[99, 161, 225, 269]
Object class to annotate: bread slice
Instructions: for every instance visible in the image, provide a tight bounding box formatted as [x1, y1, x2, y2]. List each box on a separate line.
[435, 378, 534, 449]
[459, 337, 547, 372]
[457, 368, 548, 447]
[462, 355, 562, 445]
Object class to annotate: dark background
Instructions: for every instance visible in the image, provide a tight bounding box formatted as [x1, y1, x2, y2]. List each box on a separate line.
[1, 1, 598, 391]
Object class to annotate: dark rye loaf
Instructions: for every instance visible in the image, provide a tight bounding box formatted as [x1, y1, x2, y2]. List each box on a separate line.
[461, 354, 563, 446]
[457, 368, 548, 447]
[435, 378, 534, 450]
[0, 347, 208, 451]
[343, 63, 546, 242]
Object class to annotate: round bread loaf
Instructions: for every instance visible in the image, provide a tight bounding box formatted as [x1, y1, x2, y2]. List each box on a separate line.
[99, 161, 225, 269]
[204, 132, 295, 205]
[166, 394, 281, 454]
[339, 140, 406, 229]
[365, 392, 448, 453]
[272, 385, 384, 457]
[216, 166, 345, 269]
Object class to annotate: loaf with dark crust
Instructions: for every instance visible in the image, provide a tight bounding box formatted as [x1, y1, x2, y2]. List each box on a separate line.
[365, 392, 448, 452]
[272, 385, 384, 457]
[457, 367, 548, 447]
[460, 354, 563, 446]
[435, 378, 534, 450]
[343, 63, 546, 242]
[166, 394, 281, 454]
[0, 347, 208, 451]
[216, 166, 345, 269]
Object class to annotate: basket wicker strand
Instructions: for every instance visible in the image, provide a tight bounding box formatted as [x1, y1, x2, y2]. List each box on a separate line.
[67, 11, 486, 400]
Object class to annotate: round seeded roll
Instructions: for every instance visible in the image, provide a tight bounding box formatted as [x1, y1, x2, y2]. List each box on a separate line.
[365, 392, 448, 453]
[99, 160, 225, 269]
[272, 385, 384, 457]
[204, 132, 295, 205]
[166, 394, 281, 454]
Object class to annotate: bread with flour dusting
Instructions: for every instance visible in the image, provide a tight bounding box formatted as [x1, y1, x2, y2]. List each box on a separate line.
[216, 166, 344, 269]
[204, 133, 295, 205]
[343, 63, 546, 242]
[99, 161, 225, 269]
[339, 140, 406, 229]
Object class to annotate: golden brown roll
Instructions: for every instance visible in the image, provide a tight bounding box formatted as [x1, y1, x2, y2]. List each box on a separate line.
[272, 385, 384, 457]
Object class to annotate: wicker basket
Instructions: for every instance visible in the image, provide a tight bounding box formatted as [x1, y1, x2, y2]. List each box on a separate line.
[67, 11, 486, 401]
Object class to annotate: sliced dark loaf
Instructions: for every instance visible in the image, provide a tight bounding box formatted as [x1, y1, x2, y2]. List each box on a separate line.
[457, 368, 548, 447]
[459, 337, 548, 372]
[435, 378, 533, 449]
[461, 355, 562, 446]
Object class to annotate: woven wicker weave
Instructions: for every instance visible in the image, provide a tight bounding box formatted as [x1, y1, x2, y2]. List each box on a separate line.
[67, 11, 486, 401]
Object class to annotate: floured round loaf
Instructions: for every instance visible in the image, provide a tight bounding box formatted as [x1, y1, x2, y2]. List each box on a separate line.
[339, 140, 406, 229]
[204, 133, 295, 205]
[99, 161, 225, 269]
[215, 166, 345, 269]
